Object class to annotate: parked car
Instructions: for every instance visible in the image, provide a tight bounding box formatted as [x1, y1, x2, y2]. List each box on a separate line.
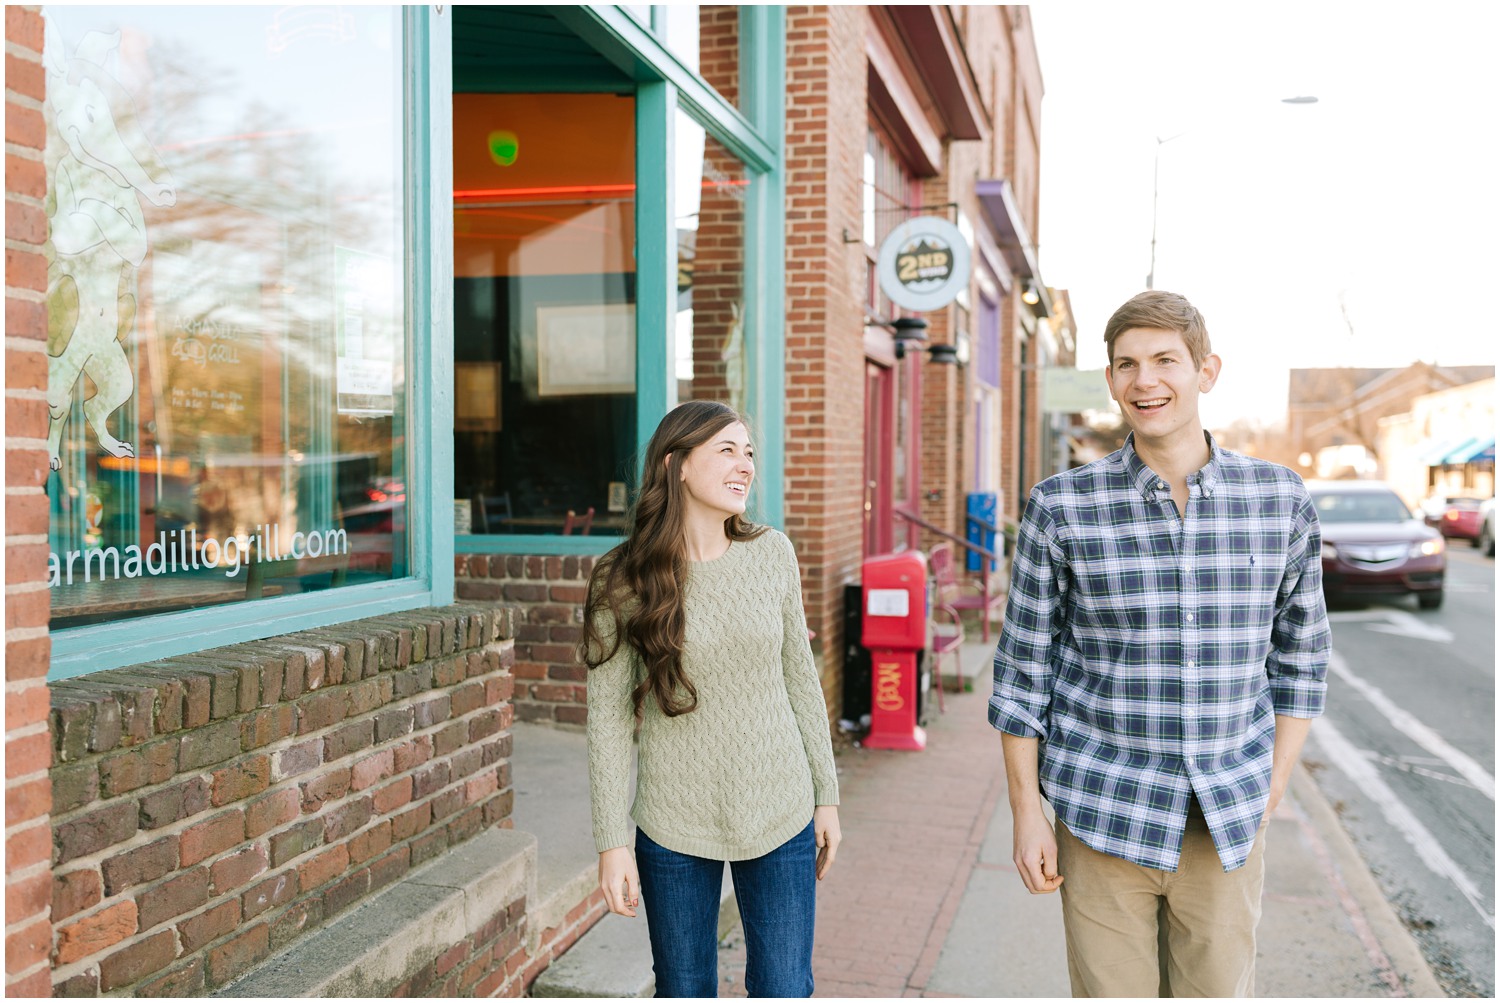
[1427, 495, 1486, 543]
[1306, 480, 1446, 610]
[1479, 498, 1496, 557]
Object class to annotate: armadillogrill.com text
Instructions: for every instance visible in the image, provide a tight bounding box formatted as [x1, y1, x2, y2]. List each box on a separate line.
[47, 524, 349, 587]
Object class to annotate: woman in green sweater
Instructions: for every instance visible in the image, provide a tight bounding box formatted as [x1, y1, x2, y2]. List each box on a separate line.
[582, 400, 841, 998]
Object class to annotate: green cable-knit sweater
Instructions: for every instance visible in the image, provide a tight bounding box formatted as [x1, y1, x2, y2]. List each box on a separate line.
[587, 529, 840, 861]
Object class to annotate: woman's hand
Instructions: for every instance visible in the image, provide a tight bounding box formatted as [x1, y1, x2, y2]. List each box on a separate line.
[598, 846, 640, 918]
[814, 805, 842, 880]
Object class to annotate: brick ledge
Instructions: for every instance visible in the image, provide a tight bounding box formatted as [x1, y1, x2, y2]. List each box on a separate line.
[214, 826, 535, 997]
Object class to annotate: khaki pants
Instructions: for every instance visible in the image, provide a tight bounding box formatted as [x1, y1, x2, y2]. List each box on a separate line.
[1055, 810, 1268, 998]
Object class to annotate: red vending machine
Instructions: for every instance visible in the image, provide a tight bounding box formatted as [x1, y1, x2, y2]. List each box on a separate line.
[860, 551, 928, 751]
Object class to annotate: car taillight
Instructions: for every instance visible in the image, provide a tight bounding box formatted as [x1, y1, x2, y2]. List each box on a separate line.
[1444, 510, 1459, 521]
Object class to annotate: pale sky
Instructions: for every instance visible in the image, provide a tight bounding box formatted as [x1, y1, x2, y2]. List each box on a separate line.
[1029, 2, 1499, 428]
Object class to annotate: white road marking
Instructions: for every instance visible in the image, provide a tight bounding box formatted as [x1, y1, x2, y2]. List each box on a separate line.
[1311, 715, 1495, 930]
[1329, 651, 1494, 800]
[1362, 609, 1455, 644]
[1360, 749, 1481, 790]
[1328, 610, 1393, 623]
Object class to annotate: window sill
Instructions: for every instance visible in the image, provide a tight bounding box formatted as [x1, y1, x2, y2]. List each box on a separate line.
[454, 535, 619, 556]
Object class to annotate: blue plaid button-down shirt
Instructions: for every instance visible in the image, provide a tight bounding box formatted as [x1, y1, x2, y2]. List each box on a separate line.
[989, 433, 1330, 872]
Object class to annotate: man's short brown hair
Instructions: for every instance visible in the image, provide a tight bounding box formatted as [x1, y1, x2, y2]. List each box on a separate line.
[1103, 291, 1212, 368]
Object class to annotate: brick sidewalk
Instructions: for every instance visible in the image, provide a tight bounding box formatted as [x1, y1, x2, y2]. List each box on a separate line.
[715, 653, 1444, 999]
[719, 686, 1005, 998]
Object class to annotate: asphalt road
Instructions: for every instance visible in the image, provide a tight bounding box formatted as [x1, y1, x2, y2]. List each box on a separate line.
[1302, 543, 1496, 997]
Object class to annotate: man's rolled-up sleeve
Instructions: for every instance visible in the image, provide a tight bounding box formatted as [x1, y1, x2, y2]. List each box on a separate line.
[1267, 490, 1331, 718]
[989, 488, 1068, 739]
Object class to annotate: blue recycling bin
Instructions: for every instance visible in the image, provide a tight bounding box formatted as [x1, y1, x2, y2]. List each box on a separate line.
[966, 492, 997, 573]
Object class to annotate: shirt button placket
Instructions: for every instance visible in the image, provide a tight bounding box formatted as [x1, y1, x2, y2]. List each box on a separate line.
[1182, 493, 1198, 760]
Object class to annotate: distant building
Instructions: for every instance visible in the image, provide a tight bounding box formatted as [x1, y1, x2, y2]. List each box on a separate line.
[1287, 363, 1494, 480]
[1378, 377, 1495, 510]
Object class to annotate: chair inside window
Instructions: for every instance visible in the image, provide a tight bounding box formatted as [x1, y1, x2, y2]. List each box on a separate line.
[246, 508, 352, 599]
[563, 506, 595, 536]
[473, 492, 512, 534]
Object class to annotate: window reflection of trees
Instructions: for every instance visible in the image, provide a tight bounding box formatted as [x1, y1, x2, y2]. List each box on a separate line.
[46, 20, 406, 624]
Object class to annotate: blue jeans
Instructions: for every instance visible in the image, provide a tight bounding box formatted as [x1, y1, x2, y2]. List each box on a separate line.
[635, 819, 817, 998]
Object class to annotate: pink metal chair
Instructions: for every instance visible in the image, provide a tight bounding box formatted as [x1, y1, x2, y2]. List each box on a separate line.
[925, 543, 966, 711]
[934, 535, 1006, 643]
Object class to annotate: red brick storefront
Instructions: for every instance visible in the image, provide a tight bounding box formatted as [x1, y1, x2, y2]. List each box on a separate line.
[454, 5, 1054, 728]
[7, 6, 58, 995]
[6, 7, 1056, 996]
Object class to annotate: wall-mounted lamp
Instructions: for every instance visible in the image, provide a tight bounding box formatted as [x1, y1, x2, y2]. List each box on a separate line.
[928, 331, 970, 366]
[887, 316, 929, 359]
[1021, 281, 1041, 306]
[875, 316, 966, 366]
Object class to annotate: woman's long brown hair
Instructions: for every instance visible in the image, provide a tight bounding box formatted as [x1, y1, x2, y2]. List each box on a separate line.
[580, 400, 766, 716]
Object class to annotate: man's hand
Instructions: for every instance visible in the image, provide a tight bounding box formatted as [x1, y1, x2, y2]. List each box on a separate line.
[598, 846, 639, 918]
[1001, 732, 1063, 894]
[1013, 808, 1064, 894]
[1263, 777, 1289, 824]
[1263, 714, 1313, 823]
[814, 805, 841, 880]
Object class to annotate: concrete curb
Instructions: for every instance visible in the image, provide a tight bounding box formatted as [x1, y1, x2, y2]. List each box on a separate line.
[531, 863, 738, 997]
[531, 913, 655, 998]
[1289, 764, 1446, 997]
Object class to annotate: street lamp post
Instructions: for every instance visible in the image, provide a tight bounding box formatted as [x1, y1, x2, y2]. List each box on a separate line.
[1145, 96, 1318, 290]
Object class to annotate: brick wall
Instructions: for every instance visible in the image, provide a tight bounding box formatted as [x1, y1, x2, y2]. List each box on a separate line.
[686, 130, 746, 404]
[916, 168, 961, 544]
[698, 6, 739, 109]
[1007, 5, 1044, 241]
[6, 5, 56, 996]
[44, 605, 516, 996]
[455, 555, 591, 727]
[999, 301, 1021, 516]
[886, 6, 1049, 552]
[939, 8, 998, 531]
[1024, 328, 1044, 493]
[780, 5, 870, 717]
[494, 889, 607, 998]
[389, 886, 606, 998]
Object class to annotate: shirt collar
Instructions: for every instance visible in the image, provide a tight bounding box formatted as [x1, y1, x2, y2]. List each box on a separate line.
[1120, 431, 1223, 504]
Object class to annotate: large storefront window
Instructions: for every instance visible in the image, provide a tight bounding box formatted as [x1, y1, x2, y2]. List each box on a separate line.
[43, 7, 408, 630]
[452, 93, 637, 537]
[676, 111, 747, 411]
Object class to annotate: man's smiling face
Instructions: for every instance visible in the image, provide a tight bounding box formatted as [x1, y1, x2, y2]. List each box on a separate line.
[1106, 327, 1221, 448]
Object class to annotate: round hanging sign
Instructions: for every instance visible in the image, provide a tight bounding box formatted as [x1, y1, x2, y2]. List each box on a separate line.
[876, 215, 972, 311]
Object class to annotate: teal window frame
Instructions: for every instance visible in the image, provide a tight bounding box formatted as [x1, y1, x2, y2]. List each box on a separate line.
[48, 7, 455, 680]
[456, 4, 786, 558]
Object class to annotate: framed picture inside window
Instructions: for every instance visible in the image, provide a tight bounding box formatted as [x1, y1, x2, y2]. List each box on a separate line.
[536, 303, 635, 397]
[455, 361, 502, 431]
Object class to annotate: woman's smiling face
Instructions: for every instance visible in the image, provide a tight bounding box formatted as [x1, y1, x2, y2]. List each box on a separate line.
[678, 420, 755, 520]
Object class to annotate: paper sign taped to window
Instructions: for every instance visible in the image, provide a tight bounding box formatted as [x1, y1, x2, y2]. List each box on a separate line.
[866, 588, 910, 617]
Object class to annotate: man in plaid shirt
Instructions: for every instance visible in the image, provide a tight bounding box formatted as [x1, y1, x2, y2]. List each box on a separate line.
[989, 291, 1330, 997]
